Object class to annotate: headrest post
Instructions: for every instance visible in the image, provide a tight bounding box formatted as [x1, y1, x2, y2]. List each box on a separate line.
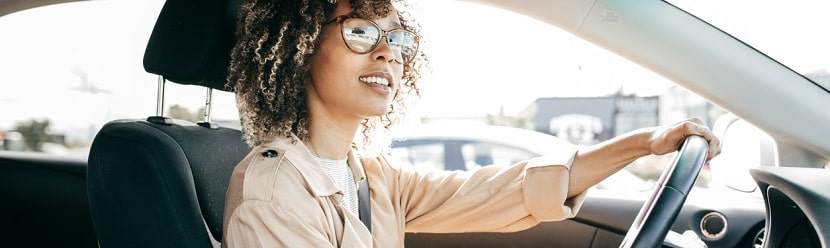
[196, 87, 219, 129]
[156, 75, 166, 117]
[147, 75, 173, 125]
[203, 88, 213, 123]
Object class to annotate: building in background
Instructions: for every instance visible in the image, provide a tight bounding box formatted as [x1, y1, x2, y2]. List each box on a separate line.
[518, 96, 658, 145]
[518, 87, 722, 146]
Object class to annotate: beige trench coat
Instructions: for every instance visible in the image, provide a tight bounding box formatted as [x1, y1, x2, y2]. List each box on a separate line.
[222, 136, 586, 247]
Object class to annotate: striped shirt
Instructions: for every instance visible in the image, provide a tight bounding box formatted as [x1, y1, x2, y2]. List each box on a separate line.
[314, 156, 358, 216]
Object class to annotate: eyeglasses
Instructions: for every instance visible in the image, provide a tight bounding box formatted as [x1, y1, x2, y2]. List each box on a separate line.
[325, 15, 419, 64]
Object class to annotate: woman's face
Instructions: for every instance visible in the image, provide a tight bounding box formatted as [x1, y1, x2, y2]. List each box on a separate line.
[308, 0, 404, 122]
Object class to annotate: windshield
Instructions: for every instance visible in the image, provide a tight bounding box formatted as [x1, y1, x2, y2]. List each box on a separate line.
[666, 0, 830, 91]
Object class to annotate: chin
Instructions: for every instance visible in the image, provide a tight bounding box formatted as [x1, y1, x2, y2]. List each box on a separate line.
[366, 106, 393, 118]
[369, 110, 391, 117]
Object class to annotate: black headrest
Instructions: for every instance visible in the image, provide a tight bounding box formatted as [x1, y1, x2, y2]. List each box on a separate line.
[143, 0, 239, 91]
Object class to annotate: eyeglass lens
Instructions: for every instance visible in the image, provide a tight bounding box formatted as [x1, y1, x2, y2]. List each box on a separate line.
[342, 18, 417, 62]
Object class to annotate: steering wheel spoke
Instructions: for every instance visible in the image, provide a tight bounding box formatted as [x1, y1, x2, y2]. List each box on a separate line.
[619, 135, 710, 248]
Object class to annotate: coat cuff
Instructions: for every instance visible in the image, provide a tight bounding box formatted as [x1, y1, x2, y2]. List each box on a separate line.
[522, 153, 587, 221]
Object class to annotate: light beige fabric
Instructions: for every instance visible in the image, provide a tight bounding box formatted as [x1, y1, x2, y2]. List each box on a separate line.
[222, 137, 585, 247]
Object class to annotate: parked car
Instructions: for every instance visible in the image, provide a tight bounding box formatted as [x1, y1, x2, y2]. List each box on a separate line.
[390, 124, 652, 191]
[0, 131, 26, 151]
[1, 0, 828, 247]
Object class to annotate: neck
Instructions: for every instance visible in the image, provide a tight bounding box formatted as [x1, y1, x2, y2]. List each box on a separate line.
[306, 113, 361, 161]
[305, 84, 371, 160]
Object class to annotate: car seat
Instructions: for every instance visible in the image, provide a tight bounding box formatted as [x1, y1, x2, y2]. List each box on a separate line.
[86, 0, 244, 247]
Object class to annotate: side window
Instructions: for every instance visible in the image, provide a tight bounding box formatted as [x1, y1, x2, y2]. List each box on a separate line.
[460, 142, 492, 170]
[390, 141, 445, 171]
[460, 142, 536, 170]
[0, 0, 238, 157]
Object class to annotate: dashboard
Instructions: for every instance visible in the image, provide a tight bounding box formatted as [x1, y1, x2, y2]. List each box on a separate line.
[750, 167, 829, 247]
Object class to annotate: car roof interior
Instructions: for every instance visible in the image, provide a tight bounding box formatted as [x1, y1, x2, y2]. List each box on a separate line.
[0, 0, 76, 17]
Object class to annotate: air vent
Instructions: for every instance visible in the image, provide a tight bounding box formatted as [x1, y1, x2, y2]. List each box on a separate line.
[700, 212, 727, 239]
[752, 228, 765, 248]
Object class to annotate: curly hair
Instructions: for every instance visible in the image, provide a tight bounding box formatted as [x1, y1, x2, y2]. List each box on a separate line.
[227, 0, 428, 150]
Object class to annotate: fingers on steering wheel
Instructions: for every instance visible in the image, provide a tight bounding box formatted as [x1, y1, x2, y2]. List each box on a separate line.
[707, 139, 721, 161]
[688, 117, 706, 125]
[684, 118, 721, 161]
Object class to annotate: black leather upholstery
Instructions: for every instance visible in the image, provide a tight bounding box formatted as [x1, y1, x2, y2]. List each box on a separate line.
[87, 0, 246, 247]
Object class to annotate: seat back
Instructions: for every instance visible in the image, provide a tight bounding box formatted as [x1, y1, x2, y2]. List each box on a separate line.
[87, 0, 243, 246]
[88, 120, 248, 247]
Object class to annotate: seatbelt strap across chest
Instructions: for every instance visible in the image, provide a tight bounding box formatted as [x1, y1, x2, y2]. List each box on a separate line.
[357, 177, 371, 232]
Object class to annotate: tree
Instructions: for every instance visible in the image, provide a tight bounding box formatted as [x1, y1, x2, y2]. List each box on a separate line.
[168, 105, 207, 123]
[486, 106, 530, 129]
[13, 119, 57, 152]
[805, 69, 830, 87]
[169, 105, 198, 122]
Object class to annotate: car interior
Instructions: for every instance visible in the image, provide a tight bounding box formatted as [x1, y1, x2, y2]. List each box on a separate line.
[1, 0, 828, 247]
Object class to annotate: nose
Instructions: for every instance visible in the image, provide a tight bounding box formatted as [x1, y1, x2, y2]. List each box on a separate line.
[371, 36, 402, 64]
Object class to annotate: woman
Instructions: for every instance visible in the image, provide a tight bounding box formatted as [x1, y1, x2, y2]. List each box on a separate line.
[221, 0, 721, 247]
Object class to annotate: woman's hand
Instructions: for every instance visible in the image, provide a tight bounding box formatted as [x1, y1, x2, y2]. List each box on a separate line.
[648, 117, 721, 161]
[568, 117, 721, 198]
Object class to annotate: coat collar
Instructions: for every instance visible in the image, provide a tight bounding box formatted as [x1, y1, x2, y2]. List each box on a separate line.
[259, 136, 366, 198]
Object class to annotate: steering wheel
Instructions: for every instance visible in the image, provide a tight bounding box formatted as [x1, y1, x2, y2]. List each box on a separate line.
[619, 135, 710, 248]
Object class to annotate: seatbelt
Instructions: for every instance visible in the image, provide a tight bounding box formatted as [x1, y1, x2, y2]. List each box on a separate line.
[358, 177, 371, 232]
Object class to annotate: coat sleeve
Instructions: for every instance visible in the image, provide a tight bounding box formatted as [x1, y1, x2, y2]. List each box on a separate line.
[223, 200, 335, 248]
[386, 147, 587, 233]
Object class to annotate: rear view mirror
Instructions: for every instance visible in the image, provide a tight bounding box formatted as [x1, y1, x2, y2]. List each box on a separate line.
[708, 114, 778, 192]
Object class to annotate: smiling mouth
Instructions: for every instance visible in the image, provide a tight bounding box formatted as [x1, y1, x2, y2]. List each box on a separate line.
[359, 76, 391, 87]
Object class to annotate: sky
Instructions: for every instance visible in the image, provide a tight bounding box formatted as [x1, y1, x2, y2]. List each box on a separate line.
[413, 0, 688, 119]
[0, 0, 827, 137]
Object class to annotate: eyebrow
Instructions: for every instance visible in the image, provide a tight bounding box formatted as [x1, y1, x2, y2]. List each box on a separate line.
[345, 11, 403, 30]
[385, 20, 403, 30]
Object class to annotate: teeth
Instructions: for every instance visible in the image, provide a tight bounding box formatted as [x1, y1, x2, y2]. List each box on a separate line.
[359, 76, 389, 86]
